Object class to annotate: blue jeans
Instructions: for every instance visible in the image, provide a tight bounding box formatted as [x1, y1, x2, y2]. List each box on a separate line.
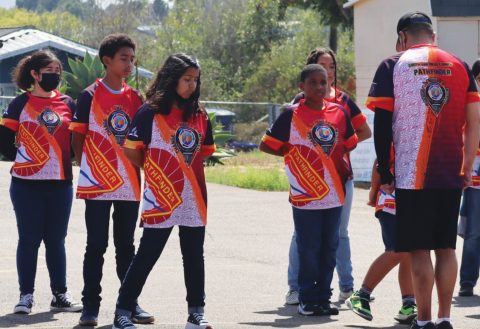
[459, 188, 480, 287]
[10, 178, 73, 295]
[116, 226, 206, 313]
[81, 200, 139, 307]
[293, 206, 342, 303]
[288, 179, 353, 292]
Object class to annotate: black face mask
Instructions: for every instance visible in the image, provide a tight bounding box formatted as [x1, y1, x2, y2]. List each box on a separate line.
[38, 73, 60, 92]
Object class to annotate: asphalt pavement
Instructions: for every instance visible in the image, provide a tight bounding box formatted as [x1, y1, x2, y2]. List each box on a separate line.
[0, 161, 478, 329]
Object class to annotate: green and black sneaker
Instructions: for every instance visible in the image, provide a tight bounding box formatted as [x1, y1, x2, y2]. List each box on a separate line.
[394, 302, 417, 324]
[346, 291, 373, 321]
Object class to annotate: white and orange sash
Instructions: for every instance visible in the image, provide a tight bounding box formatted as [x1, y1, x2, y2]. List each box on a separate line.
[141, 114, 207, 227]
[76, 95, 140, 201]
[12, 103, 65, 180]
[285, 112, 345, 209]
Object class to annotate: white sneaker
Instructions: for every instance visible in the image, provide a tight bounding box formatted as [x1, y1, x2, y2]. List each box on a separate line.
[338, 289, 353, 303]
[285, 290, 299, 305]
[14, 293, 34, 314]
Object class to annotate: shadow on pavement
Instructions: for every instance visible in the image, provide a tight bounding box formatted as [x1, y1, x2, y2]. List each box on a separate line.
[240, 305, 339, 327]
[452, 295, 480, 308]
[0, 311, 57, 327]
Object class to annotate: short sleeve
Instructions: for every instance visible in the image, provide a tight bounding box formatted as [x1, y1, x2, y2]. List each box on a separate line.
[343, 94, 367, 130]
[201, 117, 216, 156]
[344, 114, 358, 151]
[60, 95, 77, 116]
[463, 62, 480, 104]
[366, 55, 400, 112]
[261, 109, 293, 151]
[69, 88, 93, 134]
[124, 104, 155, 150]
[0, 93, 28, 132]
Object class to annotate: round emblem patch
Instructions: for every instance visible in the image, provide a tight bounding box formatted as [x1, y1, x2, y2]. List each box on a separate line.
[310, 122, 337, 156]
[108, 110, 130, 134]
[173, 126, 201, 165]
[427, 83, 444, 101]
[313, 124, 335, 143]
[421, 78, 449, 116]
[38, 108, 61, 134]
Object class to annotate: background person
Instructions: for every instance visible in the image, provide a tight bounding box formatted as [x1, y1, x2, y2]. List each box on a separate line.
[368, 12, 480, 329]
[0, 50, 82, 315]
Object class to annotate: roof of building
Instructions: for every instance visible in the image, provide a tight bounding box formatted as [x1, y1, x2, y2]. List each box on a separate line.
[431, 0, 480, 17]
[0, 27, 153, 79]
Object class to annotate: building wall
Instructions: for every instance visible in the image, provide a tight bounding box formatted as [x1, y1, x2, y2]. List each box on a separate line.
[437, 17, 480, 66]
[353, 0, 435, 106]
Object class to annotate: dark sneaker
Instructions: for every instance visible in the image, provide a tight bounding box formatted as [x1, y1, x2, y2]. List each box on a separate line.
[79, 307, 99, 326]
[394, 302, 417, 324]
[346, 291, 372, 321]
[131, 304, 154, 324]
[411, 320, 436, 329]
[459, 284, 473, 297]
[50, 291, 83, 312]
[316, 302, 339, 316]
[112, 314, 137, 329]
[14, 294, 34, 314]
[436, 321, 454, 329]
[185, 313, 213, 329]
[298, 302, 315, 316]
[298, 301, 338, 316]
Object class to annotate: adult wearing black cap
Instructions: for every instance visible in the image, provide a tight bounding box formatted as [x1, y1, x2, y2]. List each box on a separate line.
[366, 12, 480, 329]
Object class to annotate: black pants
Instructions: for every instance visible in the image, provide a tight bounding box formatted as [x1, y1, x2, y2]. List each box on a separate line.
[116, 226, 206, 312]
[82, 200, 139, 307]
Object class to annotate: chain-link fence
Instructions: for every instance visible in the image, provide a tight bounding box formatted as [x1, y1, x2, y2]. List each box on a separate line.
[0, 96, 14, 114]
[203, 101, 283, 149]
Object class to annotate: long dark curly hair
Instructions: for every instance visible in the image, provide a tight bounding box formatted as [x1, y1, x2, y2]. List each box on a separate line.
[145, 53, 202, 121]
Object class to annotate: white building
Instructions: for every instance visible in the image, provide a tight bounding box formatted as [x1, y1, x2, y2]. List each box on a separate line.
[344, 0, 480, 181]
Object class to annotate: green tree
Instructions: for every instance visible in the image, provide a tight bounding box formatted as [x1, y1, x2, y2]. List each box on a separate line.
[279, 0, 352, 52]
[153, 0, 168, 20]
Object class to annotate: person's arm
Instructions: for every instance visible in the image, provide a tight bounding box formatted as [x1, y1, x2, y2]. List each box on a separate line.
[374, 108, 394, 193]
[69, 90, 92, 165]
[0, 125, 17, 160]
[355, 121, 372, 143]
[368, 159, 381, 207]
[71, 132, 86, 164]
[123, 148, 145, 168]
[259, 109, 293, 157]
[259, 141, 289, 157]
[201, 117, 217, 161]
[463, 102, 480, 187]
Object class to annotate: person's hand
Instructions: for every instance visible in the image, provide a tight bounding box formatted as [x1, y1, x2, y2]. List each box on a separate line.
[463, 169, 472, 188]
[380, 182, 395, 195]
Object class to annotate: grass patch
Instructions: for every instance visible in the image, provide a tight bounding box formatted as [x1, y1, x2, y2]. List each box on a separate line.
[205, 151, 289, 191]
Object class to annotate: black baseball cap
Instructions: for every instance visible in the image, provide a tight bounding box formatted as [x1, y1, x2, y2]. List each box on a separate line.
[397, 12, 432, 34]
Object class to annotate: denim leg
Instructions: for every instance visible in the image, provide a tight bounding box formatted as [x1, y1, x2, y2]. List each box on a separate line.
[336, 179, 354, 291]
[317, 207, 342, 301]
[10, 180, 45, 295]
[287, 231, 299, 291]
[460, 188, 480, 287]
[116, 228, 172, 313]
[82, 200, 112, 306]
[179, 226, 206, 308]
[112, 201, 139, 282]
[43, 183, 73, 293]
[293, 206, 342, 303]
